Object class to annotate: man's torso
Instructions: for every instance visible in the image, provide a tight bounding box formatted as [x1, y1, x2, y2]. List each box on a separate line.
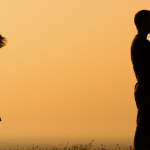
[131, 34, 150, 110]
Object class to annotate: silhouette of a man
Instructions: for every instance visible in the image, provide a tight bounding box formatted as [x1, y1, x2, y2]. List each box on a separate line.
[131, 10, 150, 150]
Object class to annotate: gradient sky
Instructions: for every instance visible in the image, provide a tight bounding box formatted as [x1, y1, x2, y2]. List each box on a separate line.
[0, 0, 149, 142]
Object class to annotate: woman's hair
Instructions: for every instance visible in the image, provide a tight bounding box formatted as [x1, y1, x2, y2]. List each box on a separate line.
[134, 10, 150, 30]
[0, 34, 7, 48]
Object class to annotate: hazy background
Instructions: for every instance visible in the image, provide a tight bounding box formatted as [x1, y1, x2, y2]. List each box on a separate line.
[0, 0, 149, 148]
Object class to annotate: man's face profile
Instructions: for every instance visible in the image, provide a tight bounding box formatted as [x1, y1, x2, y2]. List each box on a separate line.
[145, 13, 150, 33]
[140, 13, 150, 33]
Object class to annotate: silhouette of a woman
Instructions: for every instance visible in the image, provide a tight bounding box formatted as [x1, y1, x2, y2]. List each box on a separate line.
[0, 34, 7, 122]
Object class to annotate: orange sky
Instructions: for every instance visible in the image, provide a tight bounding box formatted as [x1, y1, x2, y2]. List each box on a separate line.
[0, 0, 149, 144]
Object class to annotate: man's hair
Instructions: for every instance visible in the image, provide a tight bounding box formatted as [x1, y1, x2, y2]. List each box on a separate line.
[134, 10, 150, 30]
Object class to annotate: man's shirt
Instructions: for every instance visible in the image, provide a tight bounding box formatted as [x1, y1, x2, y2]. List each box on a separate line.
[131, 34, 150, 110]
[131, 34, 150, 89]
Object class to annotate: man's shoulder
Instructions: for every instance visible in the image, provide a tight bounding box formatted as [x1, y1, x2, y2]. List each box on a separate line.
[132, 35, 147, 45]
[131, 35, 150, 62]
[131, 35, 149, 51]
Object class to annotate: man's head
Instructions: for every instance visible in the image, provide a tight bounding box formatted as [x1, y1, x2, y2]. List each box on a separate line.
[134, 10, 150, 33]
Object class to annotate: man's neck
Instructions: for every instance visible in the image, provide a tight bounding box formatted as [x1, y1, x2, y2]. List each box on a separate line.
[137, 31, 148, 39]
